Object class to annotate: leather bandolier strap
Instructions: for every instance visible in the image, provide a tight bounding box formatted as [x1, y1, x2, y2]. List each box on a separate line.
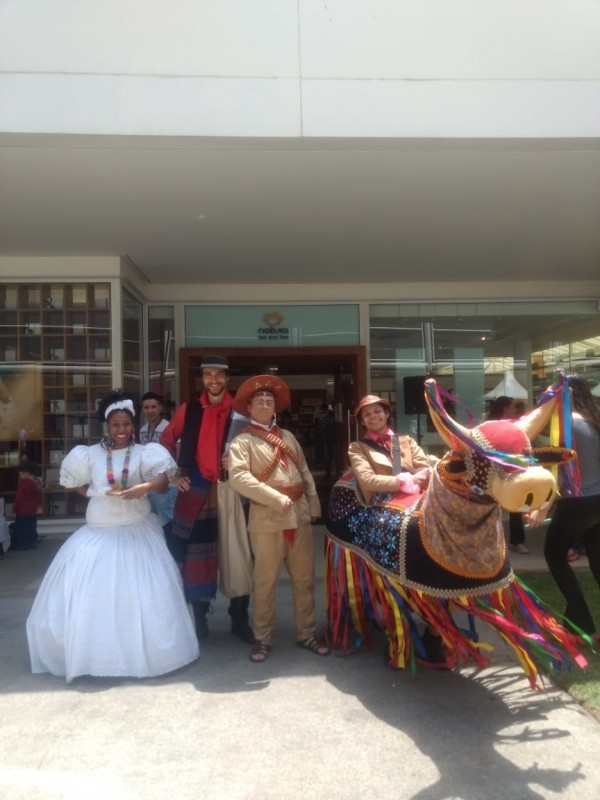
[244, 425, 302, 484]
[277, 483, 305, 502]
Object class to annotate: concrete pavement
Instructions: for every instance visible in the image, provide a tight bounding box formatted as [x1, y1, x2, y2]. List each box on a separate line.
[1, 525, 600, 800]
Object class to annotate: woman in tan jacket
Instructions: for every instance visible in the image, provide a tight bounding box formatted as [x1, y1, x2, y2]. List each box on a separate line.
[348, 394, 445, 665]
[349, 394, 433, 505]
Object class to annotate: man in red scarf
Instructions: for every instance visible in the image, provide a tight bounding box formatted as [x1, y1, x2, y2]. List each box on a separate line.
[161, 355, 254, 643]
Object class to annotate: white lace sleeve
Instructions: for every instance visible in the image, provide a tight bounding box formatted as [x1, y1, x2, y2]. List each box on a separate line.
[141, 443, 177, 481]
[60, 445, 92, 488]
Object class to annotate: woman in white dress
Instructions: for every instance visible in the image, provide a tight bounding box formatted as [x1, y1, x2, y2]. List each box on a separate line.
[27, 391, 199, 682]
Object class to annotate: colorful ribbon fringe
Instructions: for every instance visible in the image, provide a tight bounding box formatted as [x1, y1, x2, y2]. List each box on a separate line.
[546, 373, 581, 497]
[325, 539, 588, 690]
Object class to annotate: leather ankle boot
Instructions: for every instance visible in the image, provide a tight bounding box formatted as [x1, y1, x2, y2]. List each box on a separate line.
[192, 600, 211, 640]
[228, 595, 255, 644]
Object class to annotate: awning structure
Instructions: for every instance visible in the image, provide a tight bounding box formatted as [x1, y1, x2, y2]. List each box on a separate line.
[485, 371, 529, 400]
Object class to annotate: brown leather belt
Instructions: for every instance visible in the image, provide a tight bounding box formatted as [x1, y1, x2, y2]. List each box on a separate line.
[277, 483, 305, 502]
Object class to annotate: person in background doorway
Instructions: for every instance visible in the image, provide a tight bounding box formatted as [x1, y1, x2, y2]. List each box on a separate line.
[160, 356, 254, 644]
[0, 497, 10, 558]
[140, 391, 177, 528]
[228, 375, 329, 663]
[319, 404, 336, 481]
[10, 461, 42, 551]
[487, 396, 529, 555]
[278, 408, 292, 430]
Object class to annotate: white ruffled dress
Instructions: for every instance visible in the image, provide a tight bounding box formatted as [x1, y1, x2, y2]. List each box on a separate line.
[26, 443, 200, 682]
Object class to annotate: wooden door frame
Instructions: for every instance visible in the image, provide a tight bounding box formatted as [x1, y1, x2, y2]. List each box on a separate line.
[178, 345, 367, 409]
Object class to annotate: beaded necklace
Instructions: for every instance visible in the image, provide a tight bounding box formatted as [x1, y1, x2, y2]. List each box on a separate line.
[106, 446, 132, 490]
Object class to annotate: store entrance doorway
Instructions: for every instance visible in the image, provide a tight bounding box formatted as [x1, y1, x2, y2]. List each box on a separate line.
[178, 346, 367, 501]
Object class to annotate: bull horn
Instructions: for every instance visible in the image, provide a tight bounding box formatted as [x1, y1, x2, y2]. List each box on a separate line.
[424, 379, 473, 452]
[514, 375, 566, 441]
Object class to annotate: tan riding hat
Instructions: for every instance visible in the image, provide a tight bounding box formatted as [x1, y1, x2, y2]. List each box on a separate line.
[354, 394, 392, 419]
[233, 374, 291, 414]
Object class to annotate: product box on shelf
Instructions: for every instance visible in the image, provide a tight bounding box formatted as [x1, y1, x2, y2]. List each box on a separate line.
[94, 286, 110, 308]
[72, 286, 88, 306]
[49, 450, 65, 466]
[3, 451, 20, 466]
[3, 288, 18, 309]
[47, 286, 64, 309]
[44, 468, 61, 488]
[27, 288, 41, 306]
[47, 499, 67, 517]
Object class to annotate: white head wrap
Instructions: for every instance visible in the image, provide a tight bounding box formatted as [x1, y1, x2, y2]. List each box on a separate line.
[105, 399, 136, 420]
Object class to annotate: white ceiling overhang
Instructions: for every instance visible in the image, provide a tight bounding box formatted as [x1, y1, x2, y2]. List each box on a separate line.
[1, 133, 599, 288]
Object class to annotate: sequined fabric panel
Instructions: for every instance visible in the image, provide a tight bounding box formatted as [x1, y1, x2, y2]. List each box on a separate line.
[348, 505, 402, 573]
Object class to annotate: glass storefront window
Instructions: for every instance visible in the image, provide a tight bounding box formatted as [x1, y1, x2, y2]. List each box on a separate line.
[0, 282, 112, 518]
[147, 305, 176, 414]
[122, 289, 143, 398]
[370, 301, 600, 451]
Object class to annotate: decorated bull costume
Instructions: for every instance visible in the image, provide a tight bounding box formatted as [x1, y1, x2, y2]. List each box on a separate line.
[326, 377, 587, 688]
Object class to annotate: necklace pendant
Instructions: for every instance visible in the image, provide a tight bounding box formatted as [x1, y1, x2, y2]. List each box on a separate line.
[106, 446, 132, 492]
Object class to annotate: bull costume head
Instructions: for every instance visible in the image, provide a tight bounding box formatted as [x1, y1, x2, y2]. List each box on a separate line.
[424, 376, 576, 514]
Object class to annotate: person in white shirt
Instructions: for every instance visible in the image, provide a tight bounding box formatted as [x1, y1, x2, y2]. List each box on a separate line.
[139, 392, 170, 444]
[140, 392, 176, 527]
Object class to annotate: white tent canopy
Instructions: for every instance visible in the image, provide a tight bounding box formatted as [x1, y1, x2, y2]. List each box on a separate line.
[485, 371, 529, 400]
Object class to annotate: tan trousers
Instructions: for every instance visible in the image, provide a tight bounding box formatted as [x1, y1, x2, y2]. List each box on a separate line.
[249, 521, 316, 645]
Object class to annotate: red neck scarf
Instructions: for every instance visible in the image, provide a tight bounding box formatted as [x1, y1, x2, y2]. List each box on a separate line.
[198, 390, 234, 481]
[367, 428, 395, 454]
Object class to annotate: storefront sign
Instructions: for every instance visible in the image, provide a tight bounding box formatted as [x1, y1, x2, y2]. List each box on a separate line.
[258, 311, 289, 341]
[185, 304, 359, 348]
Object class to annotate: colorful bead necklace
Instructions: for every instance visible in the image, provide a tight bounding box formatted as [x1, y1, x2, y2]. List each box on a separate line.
[106, 446, 131, 490]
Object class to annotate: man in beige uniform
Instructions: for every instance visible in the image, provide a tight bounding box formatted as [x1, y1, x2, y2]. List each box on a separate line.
[228, 374, 329, 663]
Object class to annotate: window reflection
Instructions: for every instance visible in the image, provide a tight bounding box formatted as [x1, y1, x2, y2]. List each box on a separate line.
[370, 301, 600, 449]
[147, 306, 175, 415]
